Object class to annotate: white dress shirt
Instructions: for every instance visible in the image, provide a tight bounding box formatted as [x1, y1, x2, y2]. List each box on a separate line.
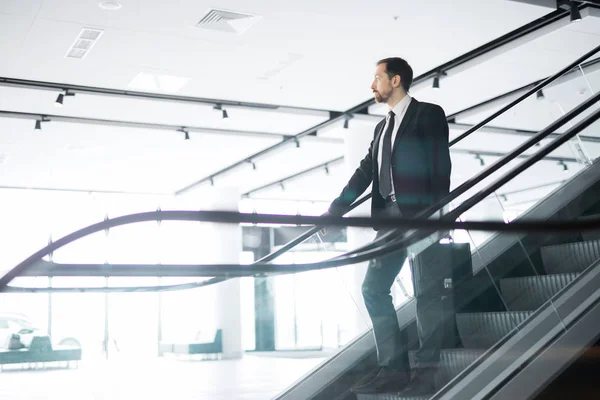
[377, 94, 412, 195]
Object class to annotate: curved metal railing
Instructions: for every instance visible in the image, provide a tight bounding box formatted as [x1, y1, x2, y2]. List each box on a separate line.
[3, 44, 600, 293]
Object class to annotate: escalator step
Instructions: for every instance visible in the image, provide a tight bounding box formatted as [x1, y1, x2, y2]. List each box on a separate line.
[500, 273, 578, 311]
[541, 240, 600, 275]
[412, 348, 484, 391]
[455, 311, 533, 349]
[357, 395, 430, 400]
[356, 349, 484, 400]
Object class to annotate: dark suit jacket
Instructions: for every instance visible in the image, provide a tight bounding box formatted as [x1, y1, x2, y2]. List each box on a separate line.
[329, 98, 451, 224]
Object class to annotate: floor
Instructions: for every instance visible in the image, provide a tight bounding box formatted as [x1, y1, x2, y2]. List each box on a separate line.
[0, 352, 331, 400]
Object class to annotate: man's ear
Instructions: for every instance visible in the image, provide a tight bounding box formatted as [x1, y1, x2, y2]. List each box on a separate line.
[393, 75, 402, 88]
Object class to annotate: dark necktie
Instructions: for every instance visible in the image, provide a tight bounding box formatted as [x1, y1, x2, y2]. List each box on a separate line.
[379, 110, 395, 199]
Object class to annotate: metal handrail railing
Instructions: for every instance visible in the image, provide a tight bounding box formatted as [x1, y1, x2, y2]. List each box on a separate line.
[339, 89, 600, 259]
[3, 45, 600, 293]
[3, 98, 600, 286]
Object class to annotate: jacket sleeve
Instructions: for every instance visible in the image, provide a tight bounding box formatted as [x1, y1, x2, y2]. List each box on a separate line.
[328, 130, 377, 216]
[422, 105, 452, 205]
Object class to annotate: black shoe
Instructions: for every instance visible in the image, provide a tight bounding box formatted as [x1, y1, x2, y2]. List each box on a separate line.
[350, 367, 410, 394]
[399, 366, 437, 396]
[350, 367, 382, 390]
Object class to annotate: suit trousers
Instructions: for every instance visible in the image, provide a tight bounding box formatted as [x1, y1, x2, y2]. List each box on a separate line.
[361, 201, 443, 371]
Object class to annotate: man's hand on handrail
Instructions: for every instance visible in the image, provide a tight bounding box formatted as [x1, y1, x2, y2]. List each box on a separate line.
[319, 211, 332, 236]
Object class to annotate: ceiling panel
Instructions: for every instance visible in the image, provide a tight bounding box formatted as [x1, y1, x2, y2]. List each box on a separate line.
[455, 67, 600, 133]
[0, 0, 43, 16]
[0, 0, 595, 200]
[0, 116, 281, 193]
[0, 86, 330, 136]
[536, 28, 600, 56]
[564, 9, 600, 36]
[0, 15, 34, 75]
[212, 137, 344, 194]
[1, 0, 551, 110]
[249, 150, 585, 208]
[246, 159, 348, 203]
[398, 19, 600, 118]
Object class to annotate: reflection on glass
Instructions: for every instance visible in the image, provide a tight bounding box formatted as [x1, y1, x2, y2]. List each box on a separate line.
[0, 277, 48, 350]
[52, 277, 105, 360]
[108, 278, 159, 360]
[160, 279, 217, 350]
[273, 252, 332, 350]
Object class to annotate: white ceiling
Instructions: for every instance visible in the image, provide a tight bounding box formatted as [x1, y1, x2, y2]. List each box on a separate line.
[0, 0, 550, 109]
[0, 0, 599, 205]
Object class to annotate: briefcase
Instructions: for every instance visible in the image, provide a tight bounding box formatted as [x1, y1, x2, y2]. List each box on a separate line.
[409, 240, 472, 348]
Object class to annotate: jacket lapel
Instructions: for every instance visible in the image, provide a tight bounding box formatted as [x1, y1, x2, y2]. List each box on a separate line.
[372, 119, 386, 163]
[392, 98, 418, 154]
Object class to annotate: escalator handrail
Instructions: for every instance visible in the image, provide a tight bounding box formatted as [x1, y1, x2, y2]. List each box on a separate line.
[249, 15, 600, 268]
[322, 86, 600, 261]
[3, 45, 600, 292]
[238, 42, 600, 273]
[302, 43, 600, 262]
[448, 43, 600, 147]
[334, 99, 600, 266]
[3, 102, 599, 290]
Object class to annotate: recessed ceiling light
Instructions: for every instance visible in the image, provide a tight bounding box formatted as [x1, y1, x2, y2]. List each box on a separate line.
[99, 1, 122, 10]
[128, 72, 190, 93]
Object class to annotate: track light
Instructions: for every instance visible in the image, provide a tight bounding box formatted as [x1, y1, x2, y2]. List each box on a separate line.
[55, 90, 74, 107]
[210, 177, 215, 186]
[501, 194, 508, 202]
[34, 117, 49, 130]
[325, 165, 330, 175]
[343, 115, 352, 129]
[536, 89, 545, 100]
[558, 160, 569, 172]
[475, 154, 485, 166]
[280, 182, 285, 191]
[570, 2, 582, 22]
[247, 160, 257, 170]
[214, 104, 228, 119]
[178, 127, 189, 140]
[432, 71, 446, 89]
[295, 138, 300, 148]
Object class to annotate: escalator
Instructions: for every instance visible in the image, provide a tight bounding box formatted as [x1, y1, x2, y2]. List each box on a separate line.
[278, 158, 600, 400]
[273, 50, 600, 399]
[2, 24, 600, 400]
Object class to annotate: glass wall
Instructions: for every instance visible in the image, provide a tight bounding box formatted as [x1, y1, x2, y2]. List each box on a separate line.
[0, 181, 575, 361]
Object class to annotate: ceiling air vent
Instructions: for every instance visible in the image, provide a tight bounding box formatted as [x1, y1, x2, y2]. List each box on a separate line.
[65, 28, 104, 59]
[195, 8, 261, 34]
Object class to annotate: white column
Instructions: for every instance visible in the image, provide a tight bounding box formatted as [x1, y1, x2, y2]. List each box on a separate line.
[338, 118, 378, 340]
[186, 185, 244, 359]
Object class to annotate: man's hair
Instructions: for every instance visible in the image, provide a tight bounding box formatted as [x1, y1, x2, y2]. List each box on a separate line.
[377, 57, 413, 93]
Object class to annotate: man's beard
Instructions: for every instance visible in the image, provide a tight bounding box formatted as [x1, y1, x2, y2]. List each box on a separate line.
[373, 91, 388, 103]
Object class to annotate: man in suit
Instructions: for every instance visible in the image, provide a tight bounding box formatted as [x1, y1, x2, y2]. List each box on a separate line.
[327, 57, 451, 395]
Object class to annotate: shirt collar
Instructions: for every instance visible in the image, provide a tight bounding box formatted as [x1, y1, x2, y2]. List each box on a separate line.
[388, 94, 412, 117]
